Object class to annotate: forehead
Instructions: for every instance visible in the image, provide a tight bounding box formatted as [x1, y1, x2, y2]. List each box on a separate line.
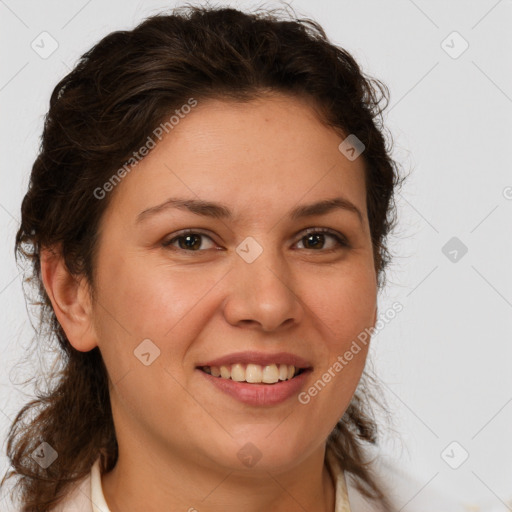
[102, 94, 367, 226]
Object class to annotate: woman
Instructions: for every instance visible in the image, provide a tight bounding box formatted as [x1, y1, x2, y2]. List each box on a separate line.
[2, 5, 407, 511]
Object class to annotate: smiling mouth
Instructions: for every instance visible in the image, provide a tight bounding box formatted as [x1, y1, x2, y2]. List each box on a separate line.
[198, 363, 307, 384]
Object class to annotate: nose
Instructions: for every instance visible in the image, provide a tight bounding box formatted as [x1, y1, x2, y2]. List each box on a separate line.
[222, 243, 304, 332]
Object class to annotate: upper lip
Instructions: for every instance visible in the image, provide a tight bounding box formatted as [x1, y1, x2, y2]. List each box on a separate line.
[196, 351, 313, 369]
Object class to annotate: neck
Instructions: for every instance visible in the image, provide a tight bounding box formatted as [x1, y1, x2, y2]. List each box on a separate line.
[101, 441, 336, 512]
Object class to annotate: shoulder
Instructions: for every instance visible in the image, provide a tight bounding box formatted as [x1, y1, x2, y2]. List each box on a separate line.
[345, 456, 469, 512]
[49, 468, 93, 512]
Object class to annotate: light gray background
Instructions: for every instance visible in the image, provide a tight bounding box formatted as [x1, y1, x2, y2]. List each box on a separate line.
[1, 0, 511, 509]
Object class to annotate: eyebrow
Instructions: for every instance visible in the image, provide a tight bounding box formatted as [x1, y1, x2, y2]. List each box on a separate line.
[136, 196, 364, 225]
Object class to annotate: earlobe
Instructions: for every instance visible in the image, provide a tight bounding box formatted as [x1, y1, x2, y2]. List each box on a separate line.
[40, 247, 98, 352]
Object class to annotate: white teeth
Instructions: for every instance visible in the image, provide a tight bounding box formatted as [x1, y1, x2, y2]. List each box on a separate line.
[231, 363, 245, 382]
[202, 363, 301, 383]
[279, 364, 288, 381]
[262, 364, 279, 383]
[245, 364, 262, 383]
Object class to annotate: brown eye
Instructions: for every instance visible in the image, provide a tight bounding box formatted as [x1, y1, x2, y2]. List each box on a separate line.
[303, 233, 327, 249]
[295, 228, 348, 251]
[162, 231, 216, 251]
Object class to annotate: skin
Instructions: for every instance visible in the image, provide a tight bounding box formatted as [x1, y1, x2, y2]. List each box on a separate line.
[41, 93, 378, 512]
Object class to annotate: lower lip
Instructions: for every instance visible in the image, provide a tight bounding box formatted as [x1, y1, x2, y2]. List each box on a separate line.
[197, 368, 312, 406]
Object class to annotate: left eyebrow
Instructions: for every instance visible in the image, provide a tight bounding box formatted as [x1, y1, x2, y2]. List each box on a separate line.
[289, 197, 363, 225]
[136, 196, 364, 225]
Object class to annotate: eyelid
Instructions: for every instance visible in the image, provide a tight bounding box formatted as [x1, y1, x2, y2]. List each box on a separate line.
[162, 228, 218, 249]
[294, 227, 349, 250]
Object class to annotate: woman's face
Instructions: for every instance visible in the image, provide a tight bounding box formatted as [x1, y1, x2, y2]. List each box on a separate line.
[89, 93, 377, 473]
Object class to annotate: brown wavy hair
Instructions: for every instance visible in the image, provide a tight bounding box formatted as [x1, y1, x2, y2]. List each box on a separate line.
[1, 3, 405, 511]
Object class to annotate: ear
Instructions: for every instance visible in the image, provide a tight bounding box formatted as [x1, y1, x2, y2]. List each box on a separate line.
[40, 247, 98, 352]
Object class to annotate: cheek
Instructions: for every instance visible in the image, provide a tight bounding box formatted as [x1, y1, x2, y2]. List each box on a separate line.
[300, 264, 375, 406]
[92, 252, 228, 383]
[305, 263, 377, 344]
[95, 251, 221, 337]
[92, 256, 234, 452]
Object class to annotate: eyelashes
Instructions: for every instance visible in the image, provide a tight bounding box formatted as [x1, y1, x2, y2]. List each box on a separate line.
[295, 228, 349, 251]
[162, 230, 217, 252]
[161, 227, 349, 253]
